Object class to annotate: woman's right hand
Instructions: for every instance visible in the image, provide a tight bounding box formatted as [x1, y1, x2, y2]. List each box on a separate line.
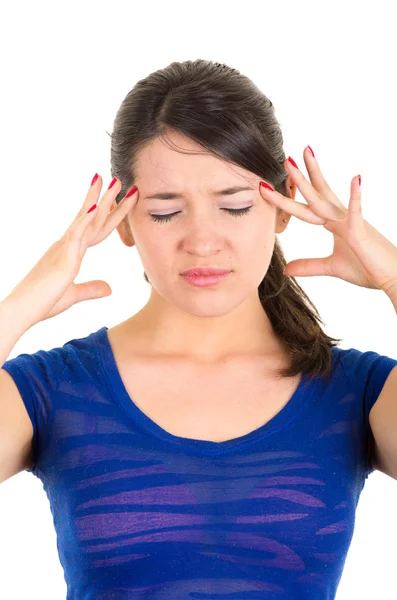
[4, 175, 139, 327]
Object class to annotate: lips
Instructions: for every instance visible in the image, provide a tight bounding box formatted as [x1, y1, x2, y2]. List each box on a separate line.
[182, 267, 231, 277]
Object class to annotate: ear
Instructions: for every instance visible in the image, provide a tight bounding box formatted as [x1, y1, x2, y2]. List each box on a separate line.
[275, 176, 296, 234]
[116, 218, 136, 248]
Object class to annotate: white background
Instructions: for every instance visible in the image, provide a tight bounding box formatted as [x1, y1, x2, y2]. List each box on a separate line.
[0, 1, 397, 598]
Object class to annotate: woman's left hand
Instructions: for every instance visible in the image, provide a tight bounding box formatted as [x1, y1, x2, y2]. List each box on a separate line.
[259, 147, 397, 296]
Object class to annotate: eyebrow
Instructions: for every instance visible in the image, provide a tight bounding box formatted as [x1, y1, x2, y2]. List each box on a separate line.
[143, 185, 255, 200]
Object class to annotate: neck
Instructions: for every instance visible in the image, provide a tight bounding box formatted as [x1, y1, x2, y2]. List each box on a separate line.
[122, 293, 284, 365]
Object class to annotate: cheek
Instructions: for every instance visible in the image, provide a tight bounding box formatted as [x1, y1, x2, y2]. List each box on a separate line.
[242, 227, 276, 270]
[134, 231, 173, 276]
[246, 220, 275, 250]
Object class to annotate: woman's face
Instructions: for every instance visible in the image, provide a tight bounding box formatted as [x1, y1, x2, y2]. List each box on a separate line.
[117, 131, 290, 318]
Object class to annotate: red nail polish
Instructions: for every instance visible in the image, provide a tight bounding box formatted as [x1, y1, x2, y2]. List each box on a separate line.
[288, 156, 299, 169]
[108, 177, 117, 190]
[307, 146, 315, 158]
[125, 185, 138, 198]
[87, 203, 97, 213]
[358, 174, 361, 186]
[260, 181, 275, 191]
[91, 173, 99, 186]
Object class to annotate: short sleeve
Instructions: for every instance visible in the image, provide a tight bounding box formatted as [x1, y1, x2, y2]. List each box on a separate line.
[340, 348, 397, 418]
[2, 346, 67, 474]
[338, 347, 397, 477]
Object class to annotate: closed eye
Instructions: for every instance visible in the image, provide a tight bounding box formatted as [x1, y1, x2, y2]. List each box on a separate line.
[149, 206, 253, 223]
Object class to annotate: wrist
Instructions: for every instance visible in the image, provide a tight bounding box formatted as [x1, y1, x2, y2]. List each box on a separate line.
[384, 281, 397, 313]
[0, 295, 36, 336]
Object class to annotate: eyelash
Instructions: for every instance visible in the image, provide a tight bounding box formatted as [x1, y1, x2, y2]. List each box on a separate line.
[149, 206, 253, 224]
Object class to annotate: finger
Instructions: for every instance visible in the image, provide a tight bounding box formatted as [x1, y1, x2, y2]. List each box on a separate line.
[74, 173, 103, 222]
[74, 175, 119, 225]
[66, 200, 99, 242]
[304, 151, 349, 225]
[347, 175, 367, 243]
[285, 157, 346, 221]
[73, 280, 112, 301]
[302, 147, 344, 209]
[94, 185, 139, 243]
[44, 279, 113, 321]
[91, 177, 124, 231]
[260, 183, 326, 225]
[284, 255, 334, 278]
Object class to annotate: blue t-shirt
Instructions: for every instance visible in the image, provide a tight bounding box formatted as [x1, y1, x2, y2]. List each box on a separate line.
[2, 326, 397, 600]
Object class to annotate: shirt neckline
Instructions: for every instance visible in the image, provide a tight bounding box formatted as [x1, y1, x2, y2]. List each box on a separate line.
[93, 325, 323, 457]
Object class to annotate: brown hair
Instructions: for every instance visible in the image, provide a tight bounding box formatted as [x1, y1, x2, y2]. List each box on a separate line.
[108, 59, 342, 385]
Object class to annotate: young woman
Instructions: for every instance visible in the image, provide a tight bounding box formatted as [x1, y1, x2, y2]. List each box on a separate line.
[1, 59, 397, 600]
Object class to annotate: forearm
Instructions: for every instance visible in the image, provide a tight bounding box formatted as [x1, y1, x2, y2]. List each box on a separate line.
[0, 298, 33, 368]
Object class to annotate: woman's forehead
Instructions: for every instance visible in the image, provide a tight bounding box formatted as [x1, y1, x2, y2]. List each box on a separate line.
[135, 136, 257, 190]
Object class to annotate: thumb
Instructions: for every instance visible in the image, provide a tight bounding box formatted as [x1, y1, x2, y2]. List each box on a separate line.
[284, 256, 333, 278]
[73, 280, 113, 302]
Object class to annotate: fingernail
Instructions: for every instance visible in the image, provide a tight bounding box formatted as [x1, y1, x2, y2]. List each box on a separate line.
[358, 174, 361, 186]
[288, 156, 299, 169]
[260, 181, 275, 191]
[125, 185, 138, 199]
[307, 145, 315, 158]
[87, 204, 97, 213]
[108, 177, 117, 190]
[91, 173, 99, 186]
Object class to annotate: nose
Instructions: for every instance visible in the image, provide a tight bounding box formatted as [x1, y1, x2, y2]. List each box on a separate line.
[181, 212, 226, 256]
